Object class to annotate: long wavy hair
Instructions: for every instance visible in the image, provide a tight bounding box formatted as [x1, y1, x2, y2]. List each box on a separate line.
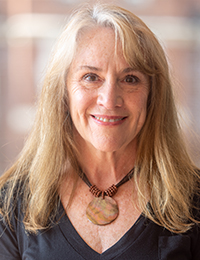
[0, 3, 199, 233]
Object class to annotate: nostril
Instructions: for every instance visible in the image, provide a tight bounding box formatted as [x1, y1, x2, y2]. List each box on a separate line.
[97, 91, 123, 109]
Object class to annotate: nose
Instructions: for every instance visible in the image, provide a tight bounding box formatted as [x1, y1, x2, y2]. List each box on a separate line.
[97, 80, 123, 110]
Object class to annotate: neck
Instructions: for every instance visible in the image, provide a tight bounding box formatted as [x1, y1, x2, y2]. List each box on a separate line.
[75, 140, 136, 190]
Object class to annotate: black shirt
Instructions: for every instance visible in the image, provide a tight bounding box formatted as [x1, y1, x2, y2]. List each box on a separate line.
[0, 201, 200, 260]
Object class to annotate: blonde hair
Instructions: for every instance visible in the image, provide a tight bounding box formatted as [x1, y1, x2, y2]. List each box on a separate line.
[0, 3, 199, 233]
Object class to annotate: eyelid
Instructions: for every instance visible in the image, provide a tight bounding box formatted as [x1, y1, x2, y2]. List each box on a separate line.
[126, 74, 139, 79]
[83, 73, 99, 81]
[123, 74, 140, 83]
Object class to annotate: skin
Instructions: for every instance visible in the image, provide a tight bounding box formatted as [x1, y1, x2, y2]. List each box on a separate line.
[60, 26, 149, 253]
[66, 26, 149, 188]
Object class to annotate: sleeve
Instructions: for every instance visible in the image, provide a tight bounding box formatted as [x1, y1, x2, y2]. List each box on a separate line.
[192, 193, 200, 259]
[191, 224, 200, 260]
[0, 215, 21, 260]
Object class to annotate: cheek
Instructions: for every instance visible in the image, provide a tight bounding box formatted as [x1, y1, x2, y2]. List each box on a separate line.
[130, 91, 148, 113]
[68, 86, 95, 120]
[138, 97, 148, 123]
[141, 96, 148, 114]
[130, 93, 148, 128]
[69, 84, 83, 102]
[139, 95, 149, 127]
[139, 89, 149, 111]
[68, 85, 84, 111]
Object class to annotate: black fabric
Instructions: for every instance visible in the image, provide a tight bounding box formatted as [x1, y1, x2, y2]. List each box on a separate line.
[0, 200, 200, 260]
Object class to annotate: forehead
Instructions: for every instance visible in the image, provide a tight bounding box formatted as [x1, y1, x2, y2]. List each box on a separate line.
[71, 26, 129, 69]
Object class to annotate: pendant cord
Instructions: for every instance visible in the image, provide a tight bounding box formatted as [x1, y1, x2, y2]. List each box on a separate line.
[80, 167, 134, 190]
[82, 168, 135, 225]
[115, 168, 134, 188]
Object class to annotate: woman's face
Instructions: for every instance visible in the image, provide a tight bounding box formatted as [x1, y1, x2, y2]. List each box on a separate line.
[67, 27, 149, 154]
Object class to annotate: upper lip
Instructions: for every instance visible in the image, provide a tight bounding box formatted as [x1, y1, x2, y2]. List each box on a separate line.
[91, 115, 128, 123]
[91, 115, 127, 119]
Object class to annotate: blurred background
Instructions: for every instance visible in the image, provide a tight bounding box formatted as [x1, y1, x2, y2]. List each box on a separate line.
[0, 0, 200, 175]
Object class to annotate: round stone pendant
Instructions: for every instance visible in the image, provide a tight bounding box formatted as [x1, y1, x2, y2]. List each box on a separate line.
[86, 196, 119, 225]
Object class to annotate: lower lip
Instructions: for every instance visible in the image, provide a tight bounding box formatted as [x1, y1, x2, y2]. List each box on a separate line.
[91, 116, 126, 126]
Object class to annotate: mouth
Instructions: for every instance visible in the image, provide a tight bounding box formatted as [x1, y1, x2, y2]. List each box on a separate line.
[92, 115, 126, 123]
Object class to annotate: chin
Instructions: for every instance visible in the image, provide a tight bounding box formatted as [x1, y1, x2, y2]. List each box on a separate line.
[92, 140, 126, 153]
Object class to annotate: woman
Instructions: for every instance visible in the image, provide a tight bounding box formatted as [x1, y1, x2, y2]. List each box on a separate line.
[0, 3, 200, 259]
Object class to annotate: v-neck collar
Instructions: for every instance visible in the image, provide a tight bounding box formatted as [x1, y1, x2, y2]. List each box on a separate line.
[56, 203, 147, 259]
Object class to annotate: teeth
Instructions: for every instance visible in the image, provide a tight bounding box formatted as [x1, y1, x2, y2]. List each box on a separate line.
[94, 116, 123, 122]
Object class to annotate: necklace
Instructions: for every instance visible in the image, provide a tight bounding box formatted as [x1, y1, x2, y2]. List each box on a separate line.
[80, 168, 134, 226]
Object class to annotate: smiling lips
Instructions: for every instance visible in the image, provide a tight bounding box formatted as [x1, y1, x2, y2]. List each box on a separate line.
[92, 115, 126, 123]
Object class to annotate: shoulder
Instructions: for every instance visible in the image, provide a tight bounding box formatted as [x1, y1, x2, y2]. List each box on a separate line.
[192, 191, 200, 221]
[0, 186, 27, 259]
[0, 179, 26, 229]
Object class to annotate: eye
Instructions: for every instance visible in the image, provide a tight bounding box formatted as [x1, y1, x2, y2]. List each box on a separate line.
[83, 73, 99, 82]
[124, 75, 139, 84]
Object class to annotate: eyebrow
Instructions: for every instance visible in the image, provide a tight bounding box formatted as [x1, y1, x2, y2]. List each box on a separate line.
[76, 65, 102, 72]
[75, 65, 138, 74]
[122, 67, 137, 73]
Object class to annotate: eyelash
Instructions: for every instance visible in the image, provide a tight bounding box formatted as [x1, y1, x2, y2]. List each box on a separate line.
[123, 75, 139, 84]
[82, 73, 140, 85]
[83, 73, 99, 82]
